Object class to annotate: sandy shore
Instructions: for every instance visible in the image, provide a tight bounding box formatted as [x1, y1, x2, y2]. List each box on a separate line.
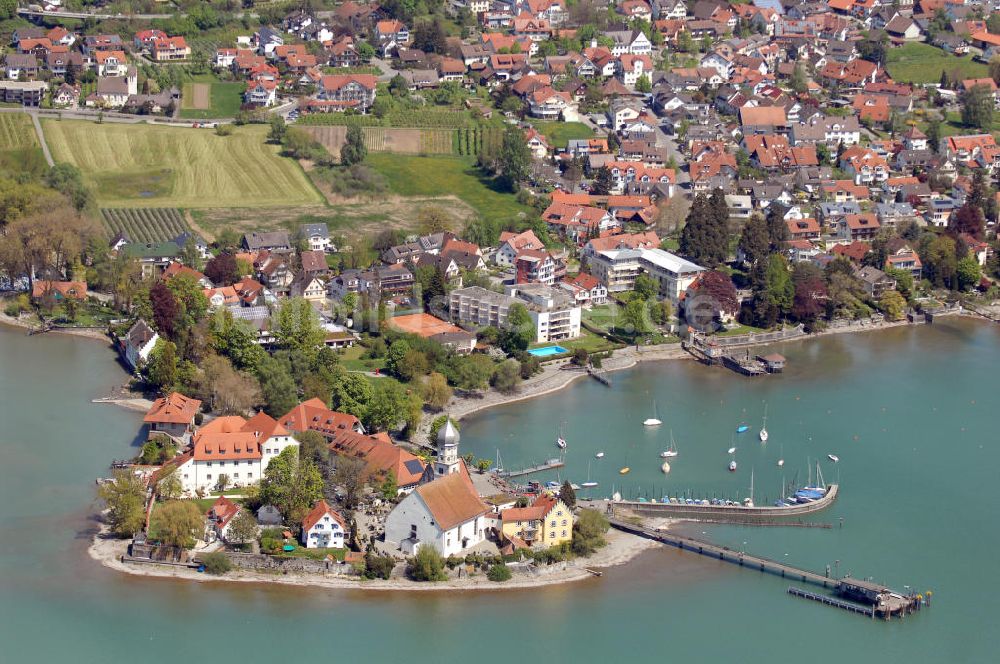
[89, 525, 659, 592]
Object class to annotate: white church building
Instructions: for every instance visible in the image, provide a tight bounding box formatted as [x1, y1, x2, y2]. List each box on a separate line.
[383, 419, 491, 557]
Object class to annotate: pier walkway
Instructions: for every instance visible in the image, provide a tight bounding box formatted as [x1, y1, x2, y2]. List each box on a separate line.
[608, 516, 925, 620]
[498, 458, 564, 479]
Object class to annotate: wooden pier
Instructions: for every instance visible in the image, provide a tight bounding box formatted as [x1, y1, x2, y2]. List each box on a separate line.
[608, 517, 925, 620]
[499, 458, 565, 479]
[787, 587, 876, 618]
[587, 368, 612, 387]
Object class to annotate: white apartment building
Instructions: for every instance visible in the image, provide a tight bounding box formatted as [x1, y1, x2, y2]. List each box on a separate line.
[449, 285, 581, 342]
[589, 248, 704, 303]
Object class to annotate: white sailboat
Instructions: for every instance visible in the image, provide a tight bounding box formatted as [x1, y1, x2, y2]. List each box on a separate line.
[759, 404, 769, 442]
[581, 460, 598, 488]
[556, 423, 567, 449]
[777, 444, 784, 467]
[743, 469, 755, 507]
[660, 430, 679, 458]
[643, 400, 662, 426]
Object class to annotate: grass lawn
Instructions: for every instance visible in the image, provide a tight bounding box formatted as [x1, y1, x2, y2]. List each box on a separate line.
[583, 304, 619, 331]
[886, 43, 988, 84]
[277, 545, 347, 561]
[715, 324, 768, 337]
[0, 112, 47, 177]
[179, 80, 246, 120]
[341, 344, 386, 372]
[42, 121, 323, 208]
[365, 154, 532, 224]
[0, 112, 38, 150]
[532, 121, 595, 148]
[531, 329, 622, 355]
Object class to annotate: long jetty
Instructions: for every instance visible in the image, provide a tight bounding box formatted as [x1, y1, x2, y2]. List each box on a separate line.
[499, 458, 564, 478]
[609, 516, 925, 620]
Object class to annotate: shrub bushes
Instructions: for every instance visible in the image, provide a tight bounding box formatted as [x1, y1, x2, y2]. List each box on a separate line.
[487, 563, 512, 582]
[200, 552, 232, 575]
[362, 551, 396, 580]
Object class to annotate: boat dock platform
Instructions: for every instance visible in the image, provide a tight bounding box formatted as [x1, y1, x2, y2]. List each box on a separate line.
[611, 484, 839, 524]
[787, 587, 880, 618]
[498, 458, 565, 479]
[609, 517, 926, 620]
[722, 353, 768, 376]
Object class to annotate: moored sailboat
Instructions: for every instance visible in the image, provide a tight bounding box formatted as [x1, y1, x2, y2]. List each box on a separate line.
[643, 400, 662, 426]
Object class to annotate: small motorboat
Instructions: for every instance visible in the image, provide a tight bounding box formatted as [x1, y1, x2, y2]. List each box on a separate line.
[828, 454, 840, 463]
[661, 461, 671, 474]
[619, 467, 630, 475]
[728, 459, 737, 472]
[595, 452, 605, 459]
[727, 446, 736, 455]
[777, 458, 785, 467]
[736, 425, 749, 433]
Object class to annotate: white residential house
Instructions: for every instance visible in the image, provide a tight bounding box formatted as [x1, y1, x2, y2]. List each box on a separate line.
[301, 500, 348, 549]
[121, 319, 159, 372]
[173, 413, 299, 495]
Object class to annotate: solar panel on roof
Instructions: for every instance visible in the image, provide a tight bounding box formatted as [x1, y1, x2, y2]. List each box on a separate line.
[404, 459, 424, 474]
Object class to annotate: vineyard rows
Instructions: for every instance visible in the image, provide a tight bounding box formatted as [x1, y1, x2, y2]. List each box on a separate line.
[297, 109, 475, 129]
[101, 208, 191, 245]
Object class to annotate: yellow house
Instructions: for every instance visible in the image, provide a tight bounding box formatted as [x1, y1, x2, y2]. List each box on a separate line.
[499, 494, 573, 548]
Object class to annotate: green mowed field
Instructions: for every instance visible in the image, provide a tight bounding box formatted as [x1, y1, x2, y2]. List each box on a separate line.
[886, 43, 988, 84]
[179, 80, 245, 120]
[365, 154, 531, 223]
[0, 113, 39, 149]
[0, 112, 47, 176]
[533, 121, 595, 148]
[41, 121, 323, 208]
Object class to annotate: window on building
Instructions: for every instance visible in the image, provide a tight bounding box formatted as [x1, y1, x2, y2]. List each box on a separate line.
[207, 474, 212, 480]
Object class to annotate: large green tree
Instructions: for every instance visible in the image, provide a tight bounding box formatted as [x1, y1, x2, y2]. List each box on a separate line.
[97, 469, 147, 537]
[260, 447, 324, 525]
[340, 124, 367, 167]
[738, 214, 770, 267]
[257, 356, 298, 417]
[961, 84, 994, 131]
[497, 126, 531, 192]
[150, 501, 203, 548]
[499, 302, 534, 354]
[679, 189, 729, 267]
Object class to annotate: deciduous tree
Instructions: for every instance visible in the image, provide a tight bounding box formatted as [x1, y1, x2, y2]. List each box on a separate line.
[422, 371, 453, 411]
[150, 501, 203, 548]
[98, 469, 147, 537]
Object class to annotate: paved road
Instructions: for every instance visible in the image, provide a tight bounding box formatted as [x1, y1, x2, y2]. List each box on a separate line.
[653, 123, 690, 185]
[18, 8, 173, 20]
[371, 57, 401, 82]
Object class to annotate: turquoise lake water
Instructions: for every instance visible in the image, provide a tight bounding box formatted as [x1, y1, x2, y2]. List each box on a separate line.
[1, 319, 997, 662]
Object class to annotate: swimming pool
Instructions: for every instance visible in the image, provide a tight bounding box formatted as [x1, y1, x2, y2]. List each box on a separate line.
[527, 346, 569, 357]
